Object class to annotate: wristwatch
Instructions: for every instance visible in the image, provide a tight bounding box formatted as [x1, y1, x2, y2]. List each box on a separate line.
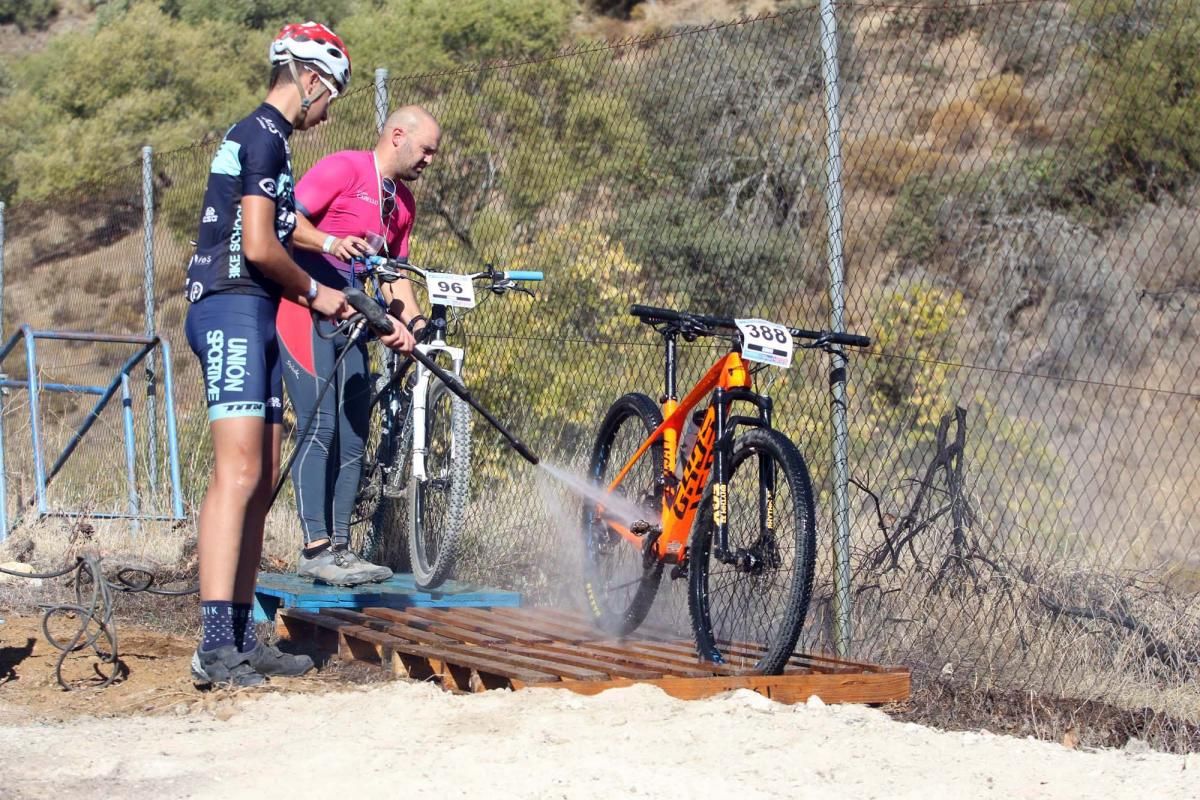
[306, 277, 319, 303]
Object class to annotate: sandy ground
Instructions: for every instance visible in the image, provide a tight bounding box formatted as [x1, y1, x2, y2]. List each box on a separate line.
[1, 611, 1197, 800]
[0, 652, 1195, 800]
[1, 682, 1197, 800]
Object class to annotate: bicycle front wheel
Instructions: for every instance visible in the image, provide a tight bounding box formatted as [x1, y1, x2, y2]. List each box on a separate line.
[408, 374, 472, 589]
[688, 427, 816, 674]
[353, 354, 412, 569]
[581, 392, 664, 635]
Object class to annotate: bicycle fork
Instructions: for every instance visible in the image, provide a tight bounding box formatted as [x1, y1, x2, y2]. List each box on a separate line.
[410, 339, 464, 483]
[710, 386, 778, 573]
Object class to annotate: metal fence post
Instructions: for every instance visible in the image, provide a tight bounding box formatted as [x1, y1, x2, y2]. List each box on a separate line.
[142, 145, 160, 497]
[820, 0, 853, 658]
[0, 199, 5, 339]
[374, 68, 390, 133]
[0, 203, 6, 541]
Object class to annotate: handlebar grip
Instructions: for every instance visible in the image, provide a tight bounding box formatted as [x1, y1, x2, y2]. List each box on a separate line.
[344, 287, 395, 335]
[505, 270, 543, 282]
[828, 332, 872, 348]
[629, 304, 683, 322]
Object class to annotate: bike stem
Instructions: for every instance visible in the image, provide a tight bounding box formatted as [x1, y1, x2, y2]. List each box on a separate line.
[344, 288, 541, 466]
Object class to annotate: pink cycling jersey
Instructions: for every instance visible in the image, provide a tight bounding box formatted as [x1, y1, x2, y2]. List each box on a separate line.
[295, 149, 415, 274]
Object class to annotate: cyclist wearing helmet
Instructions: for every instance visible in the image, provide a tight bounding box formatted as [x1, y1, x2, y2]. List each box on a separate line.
[184, 21, 354, 689]
[277, 105, 437, 587]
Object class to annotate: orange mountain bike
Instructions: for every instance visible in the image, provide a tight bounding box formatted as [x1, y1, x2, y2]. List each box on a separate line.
[582, 304, 871, 674]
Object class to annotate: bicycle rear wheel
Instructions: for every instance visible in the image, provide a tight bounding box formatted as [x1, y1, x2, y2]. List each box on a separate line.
[582, 392, 664, 635]
[408, 373, 471, 590]
[687, 427, 816, 674]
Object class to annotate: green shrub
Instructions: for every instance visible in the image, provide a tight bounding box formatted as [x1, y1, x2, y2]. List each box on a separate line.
[0, 2, 262, 204]
[0, 0, 58, 33]
[159, 0, 350, 30]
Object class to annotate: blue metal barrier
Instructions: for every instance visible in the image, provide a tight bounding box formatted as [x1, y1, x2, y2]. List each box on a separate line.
[0, 327, 185, 539]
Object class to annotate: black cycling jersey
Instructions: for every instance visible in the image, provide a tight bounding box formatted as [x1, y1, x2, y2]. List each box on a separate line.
[185, 103, 297, 302]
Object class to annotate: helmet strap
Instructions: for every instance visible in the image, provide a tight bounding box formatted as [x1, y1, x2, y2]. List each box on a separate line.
[286, 60, 328, 126]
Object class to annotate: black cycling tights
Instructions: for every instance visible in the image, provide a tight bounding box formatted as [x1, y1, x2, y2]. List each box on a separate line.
[280, 317, 371, 547]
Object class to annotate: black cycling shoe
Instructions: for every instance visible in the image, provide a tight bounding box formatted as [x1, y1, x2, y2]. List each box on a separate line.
[244, 641, 315, 678]
[191, 645, 266, 689]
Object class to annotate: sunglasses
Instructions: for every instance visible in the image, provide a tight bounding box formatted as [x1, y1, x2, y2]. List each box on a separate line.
[381, 177, 397, 218]
[314, 72, 340, 100]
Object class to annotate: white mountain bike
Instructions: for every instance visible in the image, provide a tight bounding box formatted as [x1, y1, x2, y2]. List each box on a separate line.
[351, 256, 542, 589]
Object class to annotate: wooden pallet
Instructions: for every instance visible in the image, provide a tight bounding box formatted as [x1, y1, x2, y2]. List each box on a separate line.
[276, 606, 910, 704]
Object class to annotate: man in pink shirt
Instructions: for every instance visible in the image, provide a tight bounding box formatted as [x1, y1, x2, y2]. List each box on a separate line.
[278, 105, 440, 585]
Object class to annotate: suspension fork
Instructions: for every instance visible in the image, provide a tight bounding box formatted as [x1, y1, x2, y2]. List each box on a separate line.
[758, 400, 776, 545]
[711, 387, 731, 562]
[410, 335, 464, 482]
[711, 388, 777, 565]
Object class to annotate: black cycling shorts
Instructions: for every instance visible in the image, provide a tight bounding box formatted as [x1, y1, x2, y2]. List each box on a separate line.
[185, 293, 283, 424]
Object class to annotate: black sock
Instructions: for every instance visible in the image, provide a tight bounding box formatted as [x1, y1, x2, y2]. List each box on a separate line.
[200, 600, 235, 652]
[232, 603, 257, 653]
[303, 540, 330, 558]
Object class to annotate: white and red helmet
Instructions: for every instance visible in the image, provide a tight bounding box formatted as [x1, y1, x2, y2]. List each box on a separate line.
[269, 22, 351, 94]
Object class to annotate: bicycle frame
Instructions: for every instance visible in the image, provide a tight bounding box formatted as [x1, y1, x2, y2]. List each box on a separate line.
[605, 332, 776, 567]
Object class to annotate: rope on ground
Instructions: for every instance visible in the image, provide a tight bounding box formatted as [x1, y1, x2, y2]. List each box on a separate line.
[0, 557, 198, 690]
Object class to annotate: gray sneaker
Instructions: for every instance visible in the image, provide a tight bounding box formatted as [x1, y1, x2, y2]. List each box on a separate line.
[334, 548, 393, 584]
[244, 641, 314, 678]
[191, 645, 266, 689]
[298, 546, 390, 586]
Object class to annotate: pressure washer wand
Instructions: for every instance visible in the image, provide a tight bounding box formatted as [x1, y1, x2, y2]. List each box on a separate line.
[344, 288, 540, 465]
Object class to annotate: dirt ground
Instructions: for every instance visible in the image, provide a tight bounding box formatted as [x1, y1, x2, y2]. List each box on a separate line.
[1, 612, 1198, 799]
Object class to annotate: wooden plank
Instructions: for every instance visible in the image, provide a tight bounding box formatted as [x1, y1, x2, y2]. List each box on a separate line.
[428, 643, 608, 682]
[254, 572, 521, 615]
[487, 607, 606, 642]
[578, 642, 719, 678]
[492, 642, 663, 680]
[394, 607, 551, 645]
[334, 626, 559, 685]
[419, 606, 555, 641]
[361, 607, 504, 646]
[323, 608, 459, 647]
[617, 642, 751, 676]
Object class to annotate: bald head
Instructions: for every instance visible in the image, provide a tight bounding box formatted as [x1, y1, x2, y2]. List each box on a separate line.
[377, 105, 440, 181]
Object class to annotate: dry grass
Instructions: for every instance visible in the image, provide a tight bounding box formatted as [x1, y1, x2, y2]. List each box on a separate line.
[846, 135, 944, 194]
[973, 74, 1041, 128]
[927, 98, 990, 153]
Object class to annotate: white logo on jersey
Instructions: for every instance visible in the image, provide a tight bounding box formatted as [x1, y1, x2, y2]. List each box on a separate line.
[202, 206, 218, 223]
[188, 282, 203, 302]
[259, 178, 277, 197]
[256, 115, 280, 136]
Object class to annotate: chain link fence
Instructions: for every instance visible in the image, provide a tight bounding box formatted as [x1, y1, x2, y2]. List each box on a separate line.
[1, 0, 1197, 727]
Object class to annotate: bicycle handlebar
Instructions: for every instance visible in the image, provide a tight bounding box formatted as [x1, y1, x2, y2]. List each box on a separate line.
[343, 288, 541, 465]
[629, 304, 872, 348]
[358, 256, 542, 285]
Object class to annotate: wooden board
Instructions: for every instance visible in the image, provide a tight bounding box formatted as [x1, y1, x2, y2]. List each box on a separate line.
[253, 571, 520, 622]
[277, 606, 909, 706]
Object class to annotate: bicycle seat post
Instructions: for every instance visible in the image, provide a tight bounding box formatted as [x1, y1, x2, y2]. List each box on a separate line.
[661, 326, 679, 403]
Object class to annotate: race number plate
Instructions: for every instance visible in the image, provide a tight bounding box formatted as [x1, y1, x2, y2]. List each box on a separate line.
[425, 272, 476, 308]
[735, 318, 794, 368]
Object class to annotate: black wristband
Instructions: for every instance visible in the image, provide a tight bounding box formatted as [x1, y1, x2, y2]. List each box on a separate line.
[405, 314, 428, 333]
